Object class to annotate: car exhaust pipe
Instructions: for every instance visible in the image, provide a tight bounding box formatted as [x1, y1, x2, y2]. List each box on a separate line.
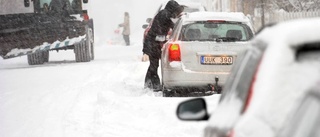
[208, 76, 222, 94]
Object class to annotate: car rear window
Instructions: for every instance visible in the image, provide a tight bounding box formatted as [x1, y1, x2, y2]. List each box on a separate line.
[180, 21, 253, 42]
[296, 42, 320, 62]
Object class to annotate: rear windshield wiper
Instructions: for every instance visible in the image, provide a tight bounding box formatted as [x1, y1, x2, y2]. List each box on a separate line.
[216, 37, 239, 42]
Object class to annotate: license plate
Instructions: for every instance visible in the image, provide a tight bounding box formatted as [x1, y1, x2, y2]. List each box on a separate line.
[200, 56, 233, 65]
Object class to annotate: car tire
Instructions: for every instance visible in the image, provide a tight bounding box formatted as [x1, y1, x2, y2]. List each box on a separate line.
[163, 90, 173, 97]
[162, 86, 176, 97]
[90, 42, 94, 60]
[27, 51, 45, 65]
[88, 25, 94, 60]
[75, 40, 90, 62]
[42, 50, 49, 62]
[74, 25, 94, 62]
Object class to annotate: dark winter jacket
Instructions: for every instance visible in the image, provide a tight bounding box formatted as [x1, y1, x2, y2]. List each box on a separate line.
[143, 0, 182, 59]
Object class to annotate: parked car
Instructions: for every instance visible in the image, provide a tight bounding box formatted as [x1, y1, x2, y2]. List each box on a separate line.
[161, 12, 254, 97]
[176, 17, 320, 137]
[276, 81, 320, 137]
[142, 1, 207, 43]
[231, 18, 320, 137]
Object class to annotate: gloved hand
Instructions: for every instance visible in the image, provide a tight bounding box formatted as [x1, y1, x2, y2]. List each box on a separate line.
[155, 35, 166, 42]
[141, 54, 149, 62]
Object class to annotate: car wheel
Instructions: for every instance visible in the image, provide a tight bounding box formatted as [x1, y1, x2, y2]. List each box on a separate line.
[42, 50, 49, 62]
[27, 51, 45, 65]
[162, 86, 173, 97]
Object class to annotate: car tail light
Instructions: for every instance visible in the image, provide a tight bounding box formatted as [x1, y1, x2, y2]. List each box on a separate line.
[169, 43, 181, 62]
[83, 13, 89, 21]
[243, 73, 255, 112]
[227, 130, 235, 137]
[82, 10, 89, 21]
[243, 57, 263, 112]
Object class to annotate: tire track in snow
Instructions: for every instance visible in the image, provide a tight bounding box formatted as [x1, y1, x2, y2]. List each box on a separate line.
[61, 60, 149, 137]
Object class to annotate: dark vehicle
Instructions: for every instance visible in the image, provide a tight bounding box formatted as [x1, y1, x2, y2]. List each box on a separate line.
[0, 0, 94, 65]
[277, 81, 320, 137]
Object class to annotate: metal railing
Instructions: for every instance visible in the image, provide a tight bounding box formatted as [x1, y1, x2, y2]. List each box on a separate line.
[253, 10, 320, 31]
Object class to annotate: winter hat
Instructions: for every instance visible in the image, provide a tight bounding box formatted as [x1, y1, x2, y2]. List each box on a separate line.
[165, 0, 180, 14]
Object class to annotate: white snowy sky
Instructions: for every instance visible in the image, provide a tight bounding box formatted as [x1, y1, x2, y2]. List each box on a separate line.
[85, 0, 167, 46]
[84, 0, 207, 46]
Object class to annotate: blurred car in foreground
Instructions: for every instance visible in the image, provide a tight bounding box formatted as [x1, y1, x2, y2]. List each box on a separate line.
[176, 39, 264, 137]
[231, 18, 320, 137]
[277, 81, 320, 137]
[176, 18, 320, 137]
[161, 12, 254, 97]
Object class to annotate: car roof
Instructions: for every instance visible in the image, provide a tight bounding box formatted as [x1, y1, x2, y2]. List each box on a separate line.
[159, 1, 206, 11]
[255, 17, 320, 48]
[181, 12, 251, 23]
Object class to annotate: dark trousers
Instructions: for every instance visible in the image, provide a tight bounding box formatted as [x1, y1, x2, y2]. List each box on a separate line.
[144, 55, 161, 90]
[123, 35, 130, 46]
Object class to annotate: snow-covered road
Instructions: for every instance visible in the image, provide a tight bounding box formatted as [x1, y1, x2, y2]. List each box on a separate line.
[0, 0, 220, 136]
[0, 42, 220, 137]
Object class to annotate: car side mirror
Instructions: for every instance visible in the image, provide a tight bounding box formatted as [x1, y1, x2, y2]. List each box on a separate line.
[24, 0, 30, 7]
[176, 98, 209, 121]
[83, 0, 88, 3]
[146, 18, 152, 23]
[142, 24, 149, 29]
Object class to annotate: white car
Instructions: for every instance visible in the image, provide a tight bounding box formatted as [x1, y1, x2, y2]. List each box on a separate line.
[229, 18, 320, 137]
[160, 12, 254, 97]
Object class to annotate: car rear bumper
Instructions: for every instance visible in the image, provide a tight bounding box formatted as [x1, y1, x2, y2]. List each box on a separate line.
[162, 68, 229, 89]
